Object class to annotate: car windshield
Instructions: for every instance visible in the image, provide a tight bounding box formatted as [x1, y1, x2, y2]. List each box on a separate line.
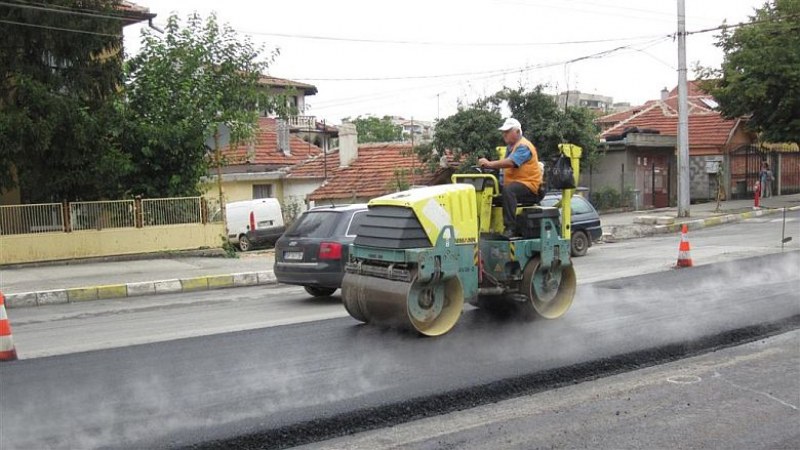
[541, 197, 558, 207]
[285, 211, 339, 238]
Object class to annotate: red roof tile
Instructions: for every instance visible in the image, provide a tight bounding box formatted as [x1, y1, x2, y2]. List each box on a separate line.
[601, 83, 740, 152]
[221, 117, 324, 170]
[305, 143, 430, 201]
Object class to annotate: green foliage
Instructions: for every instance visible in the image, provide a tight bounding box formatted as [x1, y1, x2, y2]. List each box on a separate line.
[487, 86, 600, 165]
[220, 234, 239, 258]
[0, 0, 130, 202]
[387, 168, 412, 191]
[413, 86, 600, 174]
[344, 115, 403, 143]
[590, 185, 634, 211]
[414, 107, 503, 170]
[120, 13, 278, 198]
[697, 0, 800, 142]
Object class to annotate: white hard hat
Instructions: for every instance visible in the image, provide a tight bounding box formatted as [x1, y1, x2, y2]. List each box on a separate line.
[498, 118, 522, 131]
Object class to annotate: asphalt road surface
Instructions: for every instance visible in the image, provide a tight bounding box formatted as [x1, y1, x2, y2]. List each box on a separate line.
[8, 210, 799, 358]
[306, 329, 800, 450]
[1, 251, 798, 449]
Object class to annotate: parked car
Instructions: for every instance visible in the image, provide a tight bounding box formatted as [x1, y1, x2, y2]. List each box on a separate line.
[274, 204, 369, 297]
[540, 193, 603, 257]
[223, 198, 285, 251]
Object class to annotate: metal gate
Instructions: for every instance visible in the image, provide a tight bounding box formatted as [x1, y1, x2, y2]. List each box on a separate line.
[729, 144, 800, 198]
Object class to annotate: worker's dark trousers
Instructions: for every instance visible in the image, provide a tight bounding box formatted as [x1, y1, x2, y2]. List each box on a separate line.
[502, 182, 540, 232]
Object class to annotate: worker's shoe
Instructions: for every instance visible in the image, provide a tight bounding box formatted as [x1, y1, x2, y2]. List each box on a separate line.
[502, 229, 517, 239]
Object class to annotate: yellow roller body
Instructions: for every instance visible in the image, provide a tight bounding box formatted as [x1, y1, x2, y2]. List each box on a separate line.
[368, 184, 478, 246]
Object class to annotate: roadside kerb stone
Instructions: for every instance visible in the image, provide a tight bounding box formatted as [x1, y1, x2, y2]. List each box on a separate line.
[126, 282, 156, 297]
[233, 272, 259, 287]
[67, 287, 98, 302]
[653, 206, 797, 234]
[180, 277, 209, 292]
[258, 271, 277, 285]
[97, 284, 128, 300]
[5, 292, 37, 308]
[154, 279, 182, 294]
[36, 290, 69, 306]
[207, 275, 234, 289]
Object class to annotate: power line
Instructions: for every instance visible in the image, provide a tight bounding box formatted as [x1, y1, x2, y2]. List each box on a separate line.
[0, 18, 120, 37]
[302, 36, 669, 84]
[234, 29, 668, 47]
[0, 0, 145, 22]
[311, 37, 671, 110]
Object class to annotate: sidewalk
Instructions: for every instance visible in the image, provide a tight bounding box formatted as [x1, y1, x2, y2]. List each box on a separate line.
[1, 194, 798, 308]
[1, 252, 275, 308]
[601, 193, 800, 241]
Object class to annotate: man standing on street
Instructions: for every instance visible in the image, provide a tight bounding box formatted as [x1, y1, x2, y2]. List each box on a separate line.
[478, 118, 543, 238]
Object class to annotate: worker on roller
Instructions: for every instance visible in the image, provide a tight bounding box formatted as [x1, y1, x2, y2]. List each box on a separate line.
[478, 118, 543, 238]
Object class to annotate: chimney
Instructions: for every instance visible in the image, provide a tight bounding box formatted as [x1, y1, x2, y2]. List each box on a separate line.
[277, 119, 291, 156]
[660, 87, 669, 101]
[338, 123, 358, 168]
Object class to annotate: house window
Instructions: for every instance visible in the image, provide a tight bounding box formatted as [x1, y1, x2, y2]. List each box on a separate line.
[253, 184, 273, 199]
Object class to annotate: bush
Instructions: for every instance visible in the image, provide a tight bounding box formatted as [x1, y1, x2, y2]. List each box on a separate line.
[590, 186, 635, 211]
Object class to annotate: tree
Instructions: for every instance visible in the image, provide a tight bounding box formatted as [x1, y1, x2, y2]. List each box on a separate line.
[697, 0, 800, 142]
[121, 13, 278, 198]
[0, 0, 131, 202]
[416, 86, 600, 173]
[414, 107, 503, 170]
[343, 116, 403, 143]
[488, 86, 600, 165]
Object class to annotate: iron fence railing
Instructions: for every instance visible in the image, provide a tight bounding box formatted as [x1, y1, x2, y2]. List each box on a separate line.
[69, 200, 136, 231]
[0, 197, 211, 235]
[0, 203, 64, 235]
[142, 197, 203, 226]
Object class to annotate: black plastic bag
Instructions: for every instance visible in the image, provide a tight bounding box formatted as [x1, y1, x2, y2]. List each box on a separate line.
[550, 155, 576, 190]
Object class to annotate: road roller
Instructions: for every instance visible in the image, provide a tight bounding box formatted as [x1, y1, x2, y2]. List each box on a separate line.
[342, 144, 583, 336]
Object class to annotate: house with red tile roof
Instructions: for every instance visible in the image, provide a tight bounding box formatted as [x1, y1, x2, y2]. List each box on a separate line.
[286, 125, 449, 205]
[202, 117, 334, 215]
[592, 82, 755, 207]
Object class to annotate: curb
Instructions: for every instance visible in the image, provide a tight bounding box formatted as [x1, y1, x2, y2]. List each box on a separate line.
[4, 271, 278, 309]
[653, 205, 800, 234]
[605, 205, 800, 241]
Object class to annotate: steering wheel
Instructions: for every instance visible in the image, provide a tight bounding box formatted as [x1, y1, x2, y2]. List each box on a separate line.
[470, 166, 499, 175]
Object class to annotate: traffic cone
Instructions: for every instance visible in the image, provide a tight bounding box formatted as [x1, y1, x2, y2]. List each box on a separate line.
[0, 291, 18, 361]
[676, 224, 693, 268]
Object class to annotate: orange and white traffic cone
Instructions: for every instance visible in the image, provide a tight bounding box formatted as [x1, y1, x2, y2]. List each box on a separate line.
[0, 291, 18, 361]
[676, 224, 693, 268]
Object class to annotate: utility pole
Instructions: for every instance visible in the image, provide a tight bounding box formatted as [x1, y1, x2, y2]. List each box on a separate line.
[677, 0, 690, 217]
[214, 126, 227, 230]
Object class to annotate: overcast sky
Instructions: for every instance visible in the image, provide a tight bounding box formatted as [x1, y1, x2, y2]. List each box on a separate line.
[123, 0, 763, 124]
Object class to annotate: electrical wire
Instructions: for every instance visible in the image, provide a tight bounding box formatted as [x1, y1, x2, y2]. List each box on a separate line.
[310, 36, 671, 110]
[232, 29, 668, 48]
[0, 0, 146, 21]
[0, 18, 120, 37]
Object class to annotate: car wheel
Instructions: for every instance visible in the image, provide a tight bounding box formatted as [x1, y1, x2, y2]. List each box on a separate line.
[571, 231, 589, 257]
[238, 235, 251, 252]
[304, 286, 337, 297]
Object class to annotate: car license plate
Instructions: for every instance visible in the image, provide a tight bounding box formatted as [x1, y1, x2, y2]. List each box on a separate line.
[284, 251, 303, 261]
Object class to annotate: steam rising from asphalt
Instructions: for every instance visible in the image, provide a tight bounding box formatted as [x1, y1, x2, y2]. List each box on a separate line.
[1, 252, 798, 449]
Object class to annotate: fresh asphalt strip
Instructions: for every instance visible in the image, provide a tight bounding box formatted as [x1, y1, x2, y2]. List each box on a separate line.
[188, 316, 800, 450]
[186, 253, 800, 450]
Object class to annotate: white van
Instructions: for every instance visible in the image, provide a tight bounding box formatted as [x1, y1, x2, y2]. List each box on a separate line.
[224, 198, 285, 251]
